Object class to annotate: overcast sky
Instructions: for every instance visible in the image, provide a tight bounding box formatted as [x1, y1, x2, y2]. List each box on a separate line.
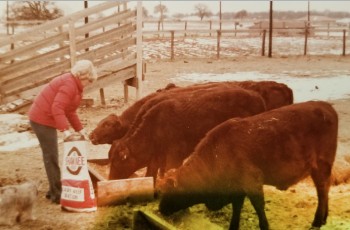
[1, 1, 350, 17]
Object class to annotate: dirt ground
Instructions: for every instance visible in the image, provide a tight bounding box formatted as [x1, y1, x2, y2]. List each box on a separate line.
[0, 55, 350, 230]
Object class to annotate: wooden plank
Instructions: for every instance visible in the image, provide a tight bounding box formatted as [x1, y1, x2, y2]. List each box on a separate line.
[136, 1, 143, 99]
[2, 58, 135, 97]
[133, 210, 177, 230]
[1, 37, 135, 86]
[87, 165, 107, 182]
[0, 31, 68, 63]
[101, 58, 137, 73]
[0, 1, 122, 47]
[0, 1, 139, 106]
[75, 24, 135, 53]
[0, 25, 135, 79]
[1, 60, 69, 92]
[77, 37, 136, 64]
[75, 10, 136, 37]
[0, 46, 70, 82]
[0, 14, 135, 65]
[1, 63, 69, 98]
[0, 43, 70, 78]
[97, 177, 154, 206]
[88, 158, 110, 165]
[85, 67, 136, 94]
[94, 50, 135, 68]
[69, 20, 77, 66]
[80, 23, 135, 45]
[1, 66, 135, 104]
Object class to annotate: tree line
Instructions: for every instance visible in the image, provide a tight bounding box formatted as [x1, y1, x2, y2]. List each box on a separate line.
[3, 1, 350, 22]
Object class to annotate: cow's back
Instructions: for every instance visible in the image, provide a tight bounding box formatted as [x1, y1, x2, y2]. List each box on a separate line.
[184, 100, 338, 191]
[236, 80, 293, 110]
[124, 82, 244, 138]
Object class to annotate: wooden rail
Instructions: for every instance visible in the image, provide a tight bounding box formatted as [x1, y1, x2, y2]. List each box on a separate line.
[0, 1, 143, 106]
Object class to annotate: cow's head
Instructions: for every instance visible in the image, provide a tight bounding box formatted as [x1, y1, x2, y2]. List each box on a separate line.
[89, 114, 126, 145]
[108, 140, 143, 180]
[158, 170, 209, 216]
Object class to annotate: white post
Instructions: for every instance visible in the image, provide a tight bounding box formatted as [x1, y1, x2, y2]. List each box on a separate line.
[68, 19, 77, 66]
[136, 1, 143, 99]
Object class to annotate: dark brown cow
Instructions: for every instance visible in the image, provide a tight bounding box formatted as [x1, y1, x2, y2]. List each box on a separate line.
[158, 101, 338, 230]
[90, 81, 292, 144]
[108, 87, 267, 181]
[234, 81, 293, 110]
[89, 83, 177, 144]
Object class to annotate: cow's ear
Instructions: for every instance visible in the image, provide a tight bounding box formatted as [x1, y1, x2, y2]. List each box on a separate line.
[119, 145, 130, 160]
[111, 114, 122, 125]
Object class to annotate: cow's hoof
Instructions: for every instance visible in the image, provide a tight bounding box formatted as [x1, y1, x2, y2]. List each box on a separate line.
[309, 227, 320, 230]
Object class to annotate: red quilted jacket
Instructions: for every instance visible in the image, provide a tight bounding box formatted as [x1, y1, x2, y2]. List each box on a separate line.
[29, 73, 84, 132]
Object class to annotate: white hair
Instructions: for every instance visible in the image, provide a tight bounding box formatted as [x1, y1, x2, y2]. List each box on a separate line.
[71, 60, 97, 82]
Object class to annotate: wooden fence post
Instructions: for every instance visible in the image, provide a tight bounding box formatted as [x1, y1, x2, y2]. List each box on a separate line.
[184, 21, 187, 37]
[216, 30, 221, 59]
[327, 23, 330, 37]
[99, 88, 106, 106]
[343, 29, 346, 56]
[136, 1, 143, 100]
[9, 43, 14, 64]
[157, 20, 160, 38]
[209, 21, 212, 37]
[262, 30, 266, 56]
[304, 27, 308, 56]
[234, 22, 238, 37]
[170, 31, 175, 61]
[68, 19, 77, 66]
[58, 26, 64, 61]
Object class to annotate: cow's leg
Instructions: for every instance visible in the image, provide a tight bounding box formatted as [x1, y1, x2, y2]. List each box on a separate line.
[145, 159, 160, 184]
[247, 190, 269, 230]
[229, 193, 245, 230]
[310, 161, 332, 228]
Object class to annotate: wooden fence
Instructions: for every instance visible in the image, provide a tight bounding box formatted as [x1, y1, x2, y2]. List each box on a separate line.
[143, 19, 350, 35]
[142, 28, 348, 60]
[0, 1, 143, 108]
[141, 19, 349, 59]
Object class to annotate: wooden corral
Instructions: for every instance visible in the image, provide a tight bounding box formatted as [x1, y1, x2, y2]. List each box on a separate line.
[0, 1, 143, 109]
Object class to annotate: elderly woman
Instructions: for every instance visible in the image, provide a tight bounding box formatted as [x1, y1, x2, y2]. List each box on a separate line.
[29, 60, 97, 204]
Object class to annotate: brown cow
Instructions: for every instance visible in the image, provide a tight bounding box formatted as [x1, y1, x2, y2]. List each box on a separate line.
[158, 101, 338, 230]
[89, 83, 177, 144]
[234, 80, 293, 110]
[90, 81, 292, 145]
[108, 87, 267, 181]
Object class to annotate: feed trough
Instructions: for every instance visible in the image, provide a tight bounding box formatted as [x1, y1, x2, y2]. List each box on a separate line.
[88, 159, 154, 206]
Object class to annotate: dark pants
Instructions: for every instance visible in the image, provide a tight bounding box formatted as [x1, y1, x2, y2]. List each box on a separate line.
[30, 120, 61, 202]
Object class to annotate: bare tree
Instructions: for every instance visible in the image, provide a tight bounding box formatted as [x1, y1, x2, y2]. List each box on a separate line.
[135, 6, 149, 18]
[235, 10, 248, 20]
[194, 3, 212, 21]
[154, 1, 168, 21]
[142, 6, 149, 18]
[10, 1, 63, 20]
